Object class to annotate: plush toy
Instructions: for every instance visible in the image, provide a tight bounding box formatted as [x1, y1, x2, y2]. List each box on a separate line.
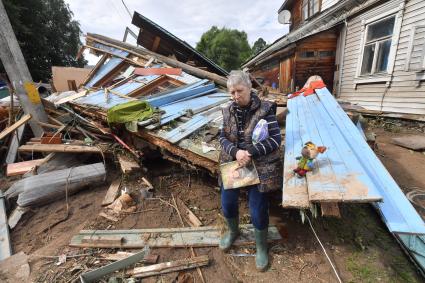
[293, 141, 327, 178]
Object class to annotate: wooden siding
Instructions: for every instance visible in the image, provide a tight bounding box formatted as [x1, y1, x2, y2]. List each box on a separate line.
[294, 30, 338, 90]
[251, 60, 280, 88]
[339, 0, 425, 115]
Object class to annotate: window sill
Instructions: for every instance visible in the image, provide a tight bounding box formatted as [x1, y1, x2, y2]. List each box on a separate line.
[353, 76, 391, 89]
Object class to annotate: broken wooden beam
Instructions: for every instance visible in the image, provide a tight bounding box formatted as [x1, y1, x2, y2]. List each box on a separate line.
[18, 144, 103, 154]
[117, 153, 140, 174]
[102, 179, 121, 206]
[5, 163, 106, 207]
[129, 255, 209, 279]
[320, 203, 341, 218]
[86, 33, 227, 87]
[70, 225, 282, 248]
[6, 159, 45, 176]
[176, 198, 202, 227]
[0, 114, 31, 140]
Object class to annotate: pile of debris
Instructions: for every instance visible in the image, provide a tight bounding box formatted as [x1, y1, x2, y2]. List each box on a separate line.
[0, 31, 286, 281]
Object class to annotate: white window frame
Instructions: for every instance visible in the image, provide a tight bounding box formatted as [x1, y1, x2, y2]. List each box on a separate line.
[405, 25, 425, 72]
[354, 5, 404, 87]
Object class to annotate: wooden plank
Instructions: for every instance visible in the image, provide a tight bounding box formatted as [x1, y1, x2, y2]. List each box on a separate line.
[0, 114, 31, 140]
[8, 206, 29, 229]
[6, 159, 45, 176]
[69, 225, 282, 248]
[5, 123, 25, 164]
[134, 67, 182, 76]
[54, 90, 88, 105]
[18, 144, 103, 153]
[102, 179, 121, 206]
[316, 87, 425, 234]
[320, 203, 341, 218]
[282, 94, 309, 208]
[176, 198, 202, 227]
[296, 92, 382, 203]
[117, 154, 140, 174]
[0, 192, 11, 260]
[129, 255, 209, 278]
[391, 135, 425, 151]
[100, 252, 158, 264]
[81, 235, 123, 246]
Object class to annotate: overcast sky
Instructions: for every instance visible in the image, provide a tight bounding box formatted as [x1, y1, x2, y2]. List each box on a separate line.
[64, 0, 289, 65]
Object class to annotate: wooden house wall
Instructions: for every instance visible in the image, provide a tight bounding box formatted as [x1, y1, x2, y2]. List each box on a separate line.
[294, 30, 338, 90]
[339, 0, 425, 115]
[252, 60, 280, 88]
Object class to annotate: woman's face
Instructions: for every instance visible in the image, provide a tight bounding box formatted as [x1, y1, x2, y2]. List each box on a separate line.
[229, 84, 251, 107]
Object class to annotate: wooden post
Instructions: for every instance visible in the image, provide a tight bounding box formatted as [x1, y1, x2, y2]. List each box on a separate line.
[0, 0, 47, 136]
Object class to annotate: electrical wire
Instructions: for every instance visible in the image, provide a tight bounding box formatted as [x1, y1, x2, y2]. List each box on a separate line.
[120, 0, 133, 19]
[306, 214, 343, 283]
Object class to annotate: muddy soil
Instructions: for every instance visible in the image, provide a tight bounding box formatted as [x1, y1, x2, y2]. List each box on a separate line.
[3, 122, 425, 283]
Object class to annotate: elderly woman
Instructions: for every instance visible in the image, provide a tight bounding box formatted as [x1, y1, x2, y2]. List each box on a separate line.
[219, 70, 283, 271]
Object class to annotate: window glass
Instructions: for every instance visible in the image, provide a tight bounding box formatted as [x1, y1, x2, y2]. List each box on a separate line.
[302, 2, 309, 20]
[376, 39, 392, 72]
[319, 50, 335, 57]
[361, 44, 375, 75]
[300, 51, 316, 58]
[366, 16, 395, 42]
[313, 0, 320, 15]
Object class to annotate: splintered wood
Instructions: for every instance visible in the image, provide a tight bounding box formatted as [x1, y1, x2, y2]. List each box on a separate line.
[0, 114, 31, 140]
[129, 255, 209, 278]
[102, 179, 121, 206]
[176, 198, 202, 227]
[117, 153, 140, 174]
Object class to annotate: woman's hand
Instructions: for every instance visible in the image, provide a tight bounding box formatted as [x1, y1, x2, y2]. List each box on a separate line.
[236, 150, 252, 167]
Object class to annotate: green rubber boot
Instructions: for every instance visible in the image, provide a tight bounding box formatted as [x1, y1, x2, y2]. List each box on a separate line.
[255, 228, 269, 271]
[219, 217, 239, 252]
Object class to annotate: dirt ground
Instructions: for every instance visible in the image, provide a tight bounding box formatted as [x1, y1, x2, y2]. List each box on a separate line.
[3, 118, 425, 283]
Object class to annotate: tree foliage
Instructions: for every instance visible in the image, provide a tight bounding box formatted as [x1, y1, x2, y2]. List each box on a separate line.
[196, 26, 252, 71]
[252, 38, 268, 56]
[1, 0, 86, 82]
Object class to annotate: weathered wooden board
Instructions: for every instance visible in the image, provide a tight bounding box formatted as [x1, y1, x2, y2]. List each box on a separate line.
[70, 225, 282, 248]
[130, 255, 209, 278]
[320, 203, 341, 218]
[282, 95, 310, 208]
[176, 198, 202, 227]
[19, 144, 102, 153]
[0, 192, 11, 260]
[117, 154, 140, 174]
[0, 114, 31, 140]
[391, 135, 425, 151]
[6, 159, 45, 176]
[102, 179, 121, 206]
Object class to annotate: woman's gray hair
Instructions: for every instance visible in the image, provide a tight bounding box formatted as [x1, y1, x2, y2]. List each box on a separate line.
[227, 70, 252, 89]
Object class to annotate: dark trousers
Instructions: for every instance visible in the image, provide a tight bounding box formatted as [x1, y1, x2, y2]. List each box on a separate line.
[221, 185, 269, 230]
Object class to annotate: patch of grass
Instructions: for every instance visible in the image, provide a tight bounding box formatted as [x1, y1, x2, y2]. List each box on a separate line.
[389, 256, 418, 283]
[346, 251, 384, 283]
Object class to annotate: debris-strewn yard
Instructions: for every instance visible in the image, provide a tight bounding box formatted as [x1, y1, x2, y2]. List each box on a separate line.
[0, 120, 422, 283]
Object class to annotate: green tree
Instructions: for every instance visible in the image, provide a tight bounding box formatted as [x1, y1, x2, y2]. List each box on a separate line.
[1, 0, 86, 82]
[196, 26, 252, 71]
[252, 38, 268, 55]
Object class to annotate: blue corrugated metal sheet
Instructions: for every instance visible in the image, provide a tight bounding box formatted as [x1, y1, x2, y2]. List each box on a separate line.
[75, 90, 130, 109]
[146, 83, 216, 107]
[313, 87, 425, 234]
[160, 115, 212, 143]
[85, 49, 129, 88]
